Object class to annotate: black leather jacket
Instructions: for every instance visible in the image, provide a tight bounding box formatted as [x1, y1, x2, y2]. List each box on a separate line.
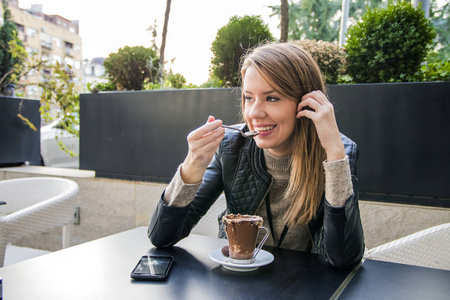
[148, 125, 365, 269]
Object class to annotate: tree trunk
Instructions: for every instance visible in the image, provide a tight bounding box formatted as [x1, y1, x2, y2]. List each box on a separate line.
[280, 0, 289, 42]
[159, 0, 172, 84]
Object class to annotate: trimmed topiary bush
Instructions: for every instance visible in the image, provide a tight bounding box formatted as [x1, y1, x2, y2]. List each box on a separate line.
[210, 15, 274, 87]
[345, 1, 436, 83]
[103, 46, 159, 90]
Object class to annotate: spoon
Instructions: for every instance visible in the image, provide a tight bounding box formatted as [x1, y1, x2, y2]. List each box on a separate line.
[221, 125, 259, 138]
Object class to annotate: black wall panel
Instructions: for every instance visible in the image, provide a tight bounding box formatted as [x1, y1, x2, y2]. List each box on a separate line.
[80, 82, 450, 206]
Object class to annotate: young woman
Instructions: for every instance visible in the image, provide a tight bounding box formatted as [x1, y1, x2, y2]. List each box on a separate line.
[148, 42, 364, 269]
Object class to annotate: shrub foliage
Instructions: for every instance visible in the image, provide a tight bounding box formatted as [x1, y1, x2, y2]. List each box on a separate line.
[103, 46, 159, 90]
[210, 15, 274, 87]
[293, 39, 346, 84]
[345, 1, 436, 83]
[0, 0, 24, 91]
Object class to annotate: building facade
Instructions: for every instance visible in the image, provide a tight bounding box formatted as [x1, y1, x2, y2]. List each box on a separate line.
[82, 57, 107, 90]
[2, 0, 82, 98]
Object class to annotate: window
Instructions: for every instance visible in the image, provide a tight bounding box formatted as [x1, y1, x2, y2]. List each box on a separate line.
[53, 37, 63, 48]
[40, 32, 52, 42]
[41, 54, 50, 64]
[26, 27, 38, 37]
[52, 55, 62, 65]
[65, 56, 74, 67]
[40, 32, 52, 49]
[26, 47, 38, 55]
[15, 23, 24, 32]
[94, 66, 104, 77]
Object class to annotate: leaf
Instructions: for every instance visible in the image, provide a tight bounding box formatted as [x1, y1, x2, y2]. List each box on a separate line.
[17, 113, 37, 131]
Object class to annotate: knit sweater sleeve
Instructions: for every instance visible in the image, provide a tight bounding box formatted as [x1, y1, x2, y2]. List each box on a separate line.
[163, 165, 202, 207]
[323, 155, 353, 207]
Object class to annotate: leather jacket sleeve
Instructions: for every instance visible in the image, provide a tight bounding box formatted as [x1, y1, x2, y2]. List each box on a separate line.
[319, 136, 365, 269]
[148, 154, 224, 247]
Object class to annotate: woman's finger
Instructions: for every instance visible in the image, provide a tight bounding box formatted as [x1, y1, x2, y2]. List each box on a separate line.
[189, 128, 224, 152]
[189, 119, 223, 140]
[181, 116, 224, 183]
[302, 90, 329, 105]
[297, 97, 321, 113]
[188, 122, 224, 144]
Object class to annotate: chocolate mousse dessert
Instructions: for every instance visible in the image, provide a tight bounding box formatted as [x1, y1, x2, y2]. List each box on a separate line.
[222, 214, 264, 261]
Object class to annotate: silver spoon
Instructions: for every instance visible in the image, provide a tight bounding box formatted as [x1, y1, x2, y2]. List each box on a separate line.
[221, 125, 259, 138]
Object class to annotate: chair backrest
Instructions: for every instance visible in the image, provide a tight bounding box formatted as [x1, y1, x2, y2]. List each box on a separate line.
[0, 177, 78, 215]
[0, 177, 79, 266]
[190, 194, 227, 238]
[365, 223, 450, 271]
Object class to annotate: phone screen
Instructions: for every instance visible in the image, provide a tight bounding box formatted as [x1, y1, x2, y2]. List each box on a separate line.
[131, 256, 174, 280]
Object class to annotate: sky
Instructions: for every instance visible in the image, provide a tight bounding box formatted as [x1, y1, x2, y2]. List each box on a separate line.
[17, 0, 282, 85]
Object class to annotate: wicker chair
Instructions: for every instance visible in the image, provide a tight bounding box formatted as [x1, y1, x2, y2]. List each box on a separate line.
[0, 177, 79, 267]
[191, 194, 227, 238]
[364, 223, 450, 271]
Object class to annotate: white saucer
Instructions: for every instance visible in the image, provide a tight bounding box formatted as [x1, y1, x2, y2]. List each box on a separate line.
[209, 248, 274, 272]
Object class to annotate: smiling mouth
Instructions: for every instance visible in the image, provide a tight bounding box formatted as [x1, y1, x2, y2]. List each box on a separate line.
[254, 125, 276, 132]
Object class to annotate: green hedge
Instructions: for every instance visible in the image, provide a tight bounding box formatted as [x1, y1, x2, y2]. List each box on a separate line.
[346, 1, 436, 83]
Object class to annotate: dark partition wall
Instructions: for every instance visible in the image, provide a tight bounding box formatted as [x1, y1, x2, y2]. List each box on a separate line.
[80, 82, 450, 207]
[0, 97, 40, 166]
[328, 82, 450, 206]
[80, 88, 242, 182]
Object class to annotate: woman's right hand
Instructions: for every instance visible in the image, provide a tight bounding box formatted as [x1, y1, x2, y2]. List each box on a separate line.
[180, 116, 225, 184]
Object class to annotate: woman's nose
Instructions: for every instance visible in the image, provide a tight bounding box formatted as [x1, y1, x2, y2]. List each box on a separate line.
[248, 100, 266, 119]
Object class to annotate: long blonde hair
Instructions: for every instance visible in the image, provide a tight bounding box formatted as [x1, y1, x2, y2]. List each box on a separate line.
[241, 42, 326, 226]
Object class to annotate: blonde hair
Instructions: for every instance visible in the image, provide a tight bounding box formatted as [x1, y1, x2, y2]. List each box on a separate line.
[241, 42, 326, 226]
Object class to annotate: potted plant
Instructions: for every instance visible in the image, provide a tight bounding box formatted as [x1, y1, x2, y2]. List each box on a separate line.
[0, 0, 40, 166]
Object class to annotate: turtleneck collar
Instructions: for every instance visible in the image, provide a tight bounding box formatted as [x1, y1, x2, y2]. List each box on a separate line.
[263, 149, 291, 174]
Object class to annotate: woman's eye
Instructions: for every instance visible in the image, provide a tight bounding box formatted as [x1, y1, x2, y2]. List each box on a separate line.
[244, 95, 253, 102]
[266, 96, 279, 102]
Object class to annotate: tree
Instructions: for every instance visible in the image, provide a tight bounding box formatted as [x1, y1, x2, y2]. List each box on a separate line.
[270, 0, 341, 42]
[210, 15, 274, 87]
[346, 1, 436, 83]
[39, 62, 80, 156]
[158, 0, 172, 84]
[0, 0, 25, 93]
[430, 0, 450, 61]
[103, 46, 160, 90]
[280, 0, 289, 42]
[270, 0, 383, 42]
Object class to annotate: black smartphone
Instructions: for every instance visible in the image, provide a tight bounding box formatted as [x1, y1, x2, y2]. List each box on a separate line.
[130, 255, 174, 281]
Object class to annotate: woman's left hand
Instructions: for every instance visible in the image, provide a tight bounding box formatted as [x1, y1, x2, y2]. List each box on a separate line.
[296, 91, 345, 162]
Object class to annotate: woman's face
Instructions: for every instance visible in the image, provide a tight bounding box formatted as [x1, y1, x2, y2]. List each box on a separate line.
[243, 66, 298, 157]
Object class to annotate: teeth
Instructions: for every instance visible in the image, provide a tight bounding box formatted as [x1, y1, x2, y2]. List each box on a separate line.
[254, 126, 275, 131]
